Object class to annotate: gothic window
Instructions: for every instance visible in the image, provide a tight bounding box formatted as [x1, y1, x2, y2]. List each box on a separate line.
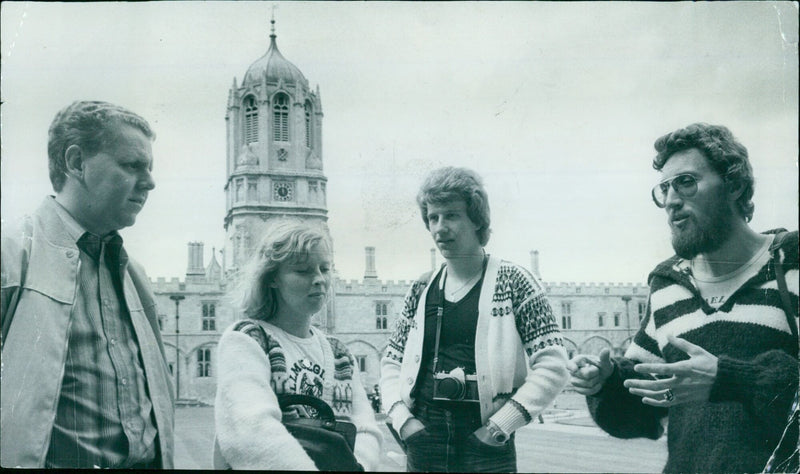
[247, 180, 258, 201]
[561, 302, 572, 329]
[273, 93, 289, 142]
[375, 302, 388, 329]
[356, 355, 366, 372]
[304, 101, 313, 148]
[197, 348, 212, 377]
[235, 178, 244, 202]
[244, 96, 258, 144]
[562, 315, 571, 329]
[638, 301, 647, 321]
[598, 312, 605, 327]
[273, 182, 294, 201]
[614, 312, 621, 327]
[202, 303, 216, 331]
[157, 314, 165, 331]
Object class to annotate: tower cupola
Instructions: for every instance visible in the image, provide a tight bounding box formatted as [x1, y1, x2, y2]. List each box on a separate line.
[223, 14, 328, 276]
[243, 19, 308, 88]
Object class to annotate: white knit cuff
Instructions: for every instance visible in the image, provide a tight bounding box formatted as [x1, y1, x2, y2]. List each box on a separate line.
[388, 401, 414, 432]
[489, 400, 531, 435]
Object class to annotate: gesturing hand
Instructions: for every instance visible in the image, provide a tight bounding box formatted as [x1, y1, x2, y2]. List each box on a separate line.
[567, 349, 614, 396]
[624, 334, 718, 407]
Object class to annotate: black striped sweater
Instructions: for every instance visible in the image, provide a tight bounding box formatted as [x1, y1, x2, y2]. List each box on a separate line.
[588, 229, 799, 474]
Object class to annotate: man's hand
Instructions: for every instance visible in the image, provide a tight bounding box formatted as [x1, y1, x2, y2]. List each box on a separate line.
[472, 424, 506, 447]
[567, 349, 614, 396]
[399, 416, 426, 441]
[624, 334, 718, 407]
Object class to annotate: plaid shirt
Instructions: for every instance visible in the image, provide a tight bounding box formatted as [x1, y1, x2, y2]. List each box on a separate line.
[45, 202, 158, 468]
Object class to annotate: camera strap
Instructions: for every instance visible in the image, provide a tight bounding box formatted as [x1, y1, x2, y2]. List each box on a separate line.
[431, 269, 447, 375]
[431, 255, 488, 375]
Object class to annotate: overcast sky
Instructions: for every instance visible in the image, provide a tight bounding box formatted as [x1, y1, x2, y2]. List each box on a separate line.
[2, 1, 797, 285]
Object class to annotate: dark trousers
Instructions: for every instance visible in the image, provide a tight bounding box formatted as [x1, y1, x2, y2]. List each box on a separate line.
[406, 400, 516, 473]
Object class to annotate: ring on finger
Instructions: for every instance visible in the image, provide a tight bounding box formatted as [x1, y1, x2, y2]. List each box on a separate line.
[664, 389, 675, 402]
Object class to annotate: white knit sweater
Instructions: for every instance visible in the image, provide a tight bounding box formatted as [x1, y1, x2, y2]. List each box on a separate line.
[214, 321, 382, 470]
[381, 255, 569, 436]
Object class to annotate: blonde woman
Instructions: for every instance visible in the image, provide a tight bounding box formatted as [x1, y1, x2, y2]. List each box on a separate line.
[214, 220, 382, 470]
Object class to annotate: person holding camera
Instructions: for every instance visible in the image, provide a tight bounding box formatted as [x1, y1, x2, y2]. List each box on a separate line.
[380, 167, 569, 472]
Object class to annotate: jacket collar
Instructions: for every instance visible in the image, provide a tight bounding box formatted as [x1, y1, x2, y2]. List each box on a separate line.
[37, 196, 83, 249]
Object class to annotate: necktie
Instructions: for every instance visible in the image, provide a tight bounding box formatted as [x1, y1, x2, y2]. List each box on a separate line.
[77, 232, 127, 299]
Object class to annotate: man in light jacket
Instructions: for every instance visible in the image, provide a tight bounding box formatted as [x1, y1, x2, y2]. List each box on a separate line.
[1, 101, 174, 468]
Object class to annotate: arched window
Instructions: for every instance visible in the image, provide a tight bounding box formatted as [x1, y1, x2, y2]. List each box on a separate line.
[304, 101, 313, 148]
[244, 96, 258, 144]
[197, 348, 212, 377]
[273, 93, 289, 142]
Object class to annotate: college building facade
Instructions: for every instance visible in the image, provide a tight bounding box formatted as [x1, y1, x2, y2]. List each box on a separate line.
[149, 20, 649, 405]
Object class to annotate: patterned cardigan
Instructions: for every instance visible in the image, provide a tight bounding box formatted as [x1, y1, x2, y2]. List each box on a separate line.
[380, 255, 569, 436]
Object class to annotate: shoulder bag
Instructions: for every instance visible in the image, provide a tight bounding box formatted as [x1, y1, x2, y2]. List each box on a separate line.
[236, 322, 363, 471]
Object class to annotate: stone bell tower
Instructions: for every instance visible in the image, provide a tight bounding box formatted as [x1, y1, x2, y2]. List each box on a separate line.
[223, 17, 328, 275]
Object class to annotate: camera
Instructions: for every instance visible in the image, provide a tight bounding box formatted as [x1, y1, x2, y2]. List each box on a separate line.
[432, 367, 479, 402]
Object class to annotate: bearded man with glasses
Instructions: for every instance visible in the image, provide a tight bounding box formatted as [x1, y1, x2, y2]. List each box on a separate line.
[568, 123, 798, 473]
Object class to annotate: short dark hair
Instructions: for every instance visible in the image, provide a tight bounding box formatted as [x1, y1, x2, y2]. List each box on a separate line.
[416, 167, 491, 246]
[653, 123, 754, 222]
[48, 101, 155, 192]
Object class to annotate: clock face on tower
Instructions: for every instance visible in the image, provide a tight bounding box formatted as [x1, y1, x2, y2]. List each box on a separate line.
[273, 182, 294, 201]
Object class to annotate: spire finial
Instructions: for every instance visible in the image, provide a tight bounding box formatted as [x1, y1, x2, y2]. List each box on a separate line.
[270, 4, 277, 39]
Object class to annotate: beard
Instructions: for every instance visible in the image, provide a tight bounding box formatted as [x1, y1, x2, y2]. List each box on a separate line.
[670, 199, 736, 260]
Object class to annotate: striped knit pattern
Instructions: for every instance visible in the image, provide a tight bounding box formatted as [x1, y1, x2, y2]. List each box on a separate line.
[328, 336, 355, 381]
[590, 230, 799, 474]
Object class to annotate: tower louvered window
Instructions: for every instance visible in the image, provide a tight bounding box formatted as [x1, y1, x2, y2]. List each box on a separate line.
[273, 93, 289, 142]
[244, 96, 258, 144]
[305, 102, 313, 148]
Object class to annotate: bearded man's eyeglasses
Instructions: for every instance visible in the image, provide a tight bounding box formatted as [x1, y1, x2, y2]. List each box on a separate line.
[651, 174, 699, 208]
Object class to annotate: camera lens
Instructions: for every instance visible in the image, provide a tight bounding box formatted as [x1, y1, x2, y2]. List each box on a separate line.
[437, 377, 465, 400]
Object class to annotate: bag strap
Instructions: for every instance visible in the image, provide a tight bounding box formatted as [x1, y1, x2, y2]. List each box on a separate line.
[234, 321, 342, 421]
[1, 215, 33, 351]
[233, 319, 275, 360]
[770, 232, 798, 342]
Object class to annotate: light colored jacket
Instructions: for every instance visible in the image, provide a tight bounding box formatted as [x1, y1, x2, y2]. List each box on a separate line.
[380, 255, 569, 436]
[0, 197, 174, 468]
